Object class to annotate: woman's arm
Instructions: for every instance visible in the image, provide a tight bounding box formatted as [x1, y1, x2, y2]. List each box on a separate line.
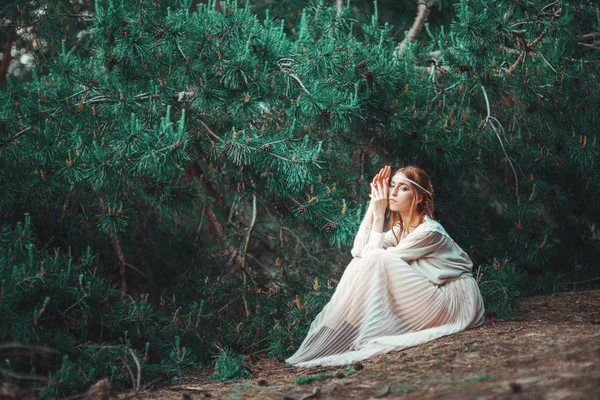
[351, 166, 391, 258]
[370, 166, 389, 234]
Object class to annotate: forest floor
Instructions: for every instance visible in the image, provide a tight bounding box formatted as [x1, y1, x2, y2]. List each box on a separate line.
[119, 290, 600, 400]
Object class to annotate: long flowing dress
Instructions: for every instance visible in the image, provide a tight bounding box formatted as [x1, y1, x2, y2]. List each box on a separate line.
[285, 215, 485, 368]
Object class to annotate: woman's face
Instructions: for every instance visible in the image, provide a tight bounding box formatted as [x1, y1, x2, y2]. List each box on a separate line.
[388, 172, 418, 213]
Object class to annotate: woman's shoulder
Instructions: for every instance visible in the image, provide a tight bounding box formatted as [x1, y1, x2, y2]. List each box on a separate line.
[420, 215, 451, 238]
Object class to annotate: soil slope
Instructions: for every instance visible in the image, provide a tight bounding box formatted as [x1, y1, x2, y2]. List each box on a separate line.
[122, 290, 600, 400]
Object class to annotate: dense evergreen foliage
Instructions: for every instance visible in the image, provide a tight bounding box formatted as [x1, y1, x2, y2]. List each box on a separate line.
[0, 0, 598, 396]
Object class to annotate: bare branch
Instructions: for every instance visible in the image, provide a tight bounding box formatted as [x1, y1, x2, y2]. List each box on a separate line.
[128, 348, 142, 394]
[99, 197, 128, 293]
[507, 43, 527, 74]
[396, 0, 434, 56]
[0, 33, 14, 84]
[238, 194, 257, 270]
[0, 127, 31, 148]
[479, 85, 520, 198]
[578, 31, 600, 42]
[336, 0, 343, 16]
[577, 42, 600, 51]
[194, 203, 207, 243]
[121, 357, 136, 393]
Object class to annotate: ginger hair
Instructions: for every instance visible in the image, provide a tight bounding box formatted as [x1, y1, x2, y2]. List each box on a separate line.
[388, 165, 435, 244]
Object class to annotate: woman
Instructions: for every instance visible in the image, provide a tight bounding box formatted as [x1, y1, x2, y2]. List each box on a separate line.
[285, 165, 485, 368]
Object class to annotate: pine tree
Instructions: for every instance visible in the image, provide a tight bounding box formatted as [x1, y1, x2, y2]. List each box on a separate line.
[0, 0, 598, 396]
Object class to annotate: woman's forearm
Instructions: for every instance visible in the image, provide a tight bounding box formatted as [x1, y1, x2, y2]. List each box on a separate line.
[365, 200, 375, 225]
[372, 215, 385, 234]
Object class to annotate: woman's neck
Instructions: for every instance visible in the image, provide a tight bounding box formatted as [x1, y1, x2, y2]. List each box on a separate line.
[401, 214, 424, 233]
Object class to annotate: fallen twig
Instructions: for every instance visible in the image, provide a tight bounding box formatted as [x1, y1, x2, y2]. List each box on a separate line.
[374, 383, 390, 397]
[166, 386, 210, 392]
[120, 377, 165, 400]
[499, 326, 524, 334]
[299, 386, 321, 400]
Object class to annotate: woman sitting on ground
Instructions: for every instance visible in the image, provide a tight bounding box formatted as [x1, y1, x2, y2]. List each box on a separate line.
[286, 165, 485, 367]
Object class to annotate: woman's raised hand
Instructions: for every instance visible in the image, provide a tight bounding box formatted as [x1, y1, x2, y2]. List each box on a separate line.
[369, 165, 390, 219]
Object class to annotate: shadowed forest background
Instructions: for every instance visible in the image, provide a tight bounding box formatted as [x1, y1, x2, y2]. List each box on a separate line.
[0, 0, 598, 397]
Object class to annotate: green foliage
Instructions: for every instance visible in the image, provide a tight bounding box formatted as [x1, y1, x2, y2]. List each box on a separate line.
[213, 347, 252, 381]
[268, 277, 335, 359]
[0, 0, 598, 397]
[0, 215, 205, 398]
[295, 373, 335, 385]
[477, 261, 527, 319]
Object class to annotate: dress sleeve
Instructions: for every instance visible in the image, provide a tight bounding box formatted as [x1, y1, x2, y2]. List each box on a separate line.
[385, 230, 444, 262]
[350, 220, 373, 258]
[352, 223, 400, 258]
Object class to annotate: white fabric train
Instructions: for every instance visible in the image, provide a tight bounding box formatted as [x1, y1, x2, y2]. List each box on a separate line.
[285, 215, 485, 367]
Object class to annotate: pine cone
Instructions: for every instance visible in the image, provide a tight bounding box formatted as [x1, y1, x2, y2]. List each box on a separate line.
[435, 146, 445, 156]
[363, 70, 374, 85]
[320, 110, 331, 120]
[261, 143, 271, 152]
[107, 57, 118, 71]
[144, 184, 156, 194]
[297, 206, 306, 214]
[324, 222, 336, 232]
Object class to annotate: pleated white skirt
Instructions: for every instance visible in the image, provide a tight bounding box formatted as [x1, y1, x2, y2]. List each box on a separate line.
[285, 249, 485, 368]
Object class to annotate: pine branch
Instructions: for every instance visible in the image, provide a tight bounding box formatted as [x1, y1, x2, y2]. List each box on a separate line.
[99, 197, 128, 292]
[565, 276, 600, 286]
[189, 160, 225, 238]
[577, 42, 600, 51]
[60, 180, 76, 221]
[578, 31, 600, 42]
[506, 15, 555, 75]
[277, 58, 311, 95]
[0, 127, 31, 148]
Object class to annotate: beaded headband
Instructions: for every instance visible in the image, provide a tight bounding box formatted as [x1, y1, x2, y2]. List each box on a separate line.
[392, 173, 433, 196]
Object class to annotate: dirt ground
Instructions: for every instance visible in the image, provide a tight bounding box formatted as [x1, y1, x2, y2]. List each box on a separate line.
[119, 290, 600, 400]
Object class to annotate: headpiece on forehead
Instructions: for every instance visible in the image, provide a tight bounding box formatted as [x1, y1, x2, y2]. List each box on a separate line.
[392, 173, 433, 196]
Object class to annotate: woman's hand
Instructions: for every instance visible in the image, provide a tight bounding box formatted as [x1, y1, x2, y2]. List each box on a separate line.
[369, 165, 390, 220]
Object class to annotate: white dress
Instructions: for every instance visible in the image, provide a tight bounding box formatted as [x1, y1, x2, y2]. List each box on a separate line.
[285, 215, 485, 368]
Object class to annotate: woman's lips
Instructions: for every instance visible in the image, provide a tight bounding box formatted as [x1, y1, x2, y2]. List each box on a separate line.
[389, 199, 397, 203]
